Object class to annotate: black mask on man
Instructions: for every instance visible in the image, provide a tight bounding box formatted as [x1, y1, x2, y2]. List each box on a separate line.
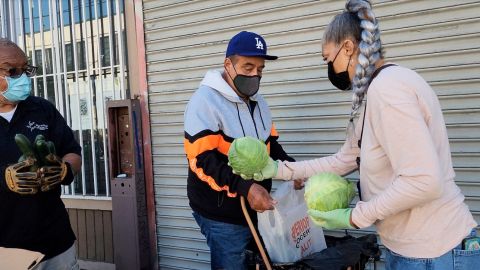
[233, 74, 261, 97]
[327, 43, 352, 91]
[227, 63, 261, 97]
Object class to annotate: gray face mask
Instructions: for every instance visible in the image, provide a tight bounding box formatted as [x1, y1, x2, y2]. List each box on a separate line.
[228, 63, 261, 97]
[233, 73, 261, 97]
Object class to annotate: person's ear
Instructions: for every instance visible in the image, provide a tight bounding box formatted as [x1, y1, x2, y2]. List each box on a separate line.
[344, 40, 356, 57]
[224, 58, 233, 70]
[0, 77, 7, 92]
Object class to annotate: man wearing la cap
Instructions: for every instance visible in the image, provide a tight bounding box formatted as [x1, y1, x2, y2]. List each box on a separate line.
[183, 31, 295, 269]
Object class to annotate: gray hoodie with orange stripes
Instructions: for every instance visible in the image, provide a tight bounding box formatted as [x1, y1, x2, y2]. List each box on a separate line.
[184, 69, 294, 225]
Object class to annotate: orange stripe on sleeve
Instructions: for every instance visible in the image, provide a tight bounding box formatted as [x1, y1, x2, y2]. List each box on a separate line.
[184, 134, 232, 160]
[189, 158, 237, 198]
[266, 124, 279, 154]
[271, 124, 279, 137]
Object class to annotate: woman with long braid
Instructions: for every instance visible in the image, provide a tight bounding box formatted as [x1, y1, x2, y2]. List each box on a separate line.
[231, 0, 479, 268]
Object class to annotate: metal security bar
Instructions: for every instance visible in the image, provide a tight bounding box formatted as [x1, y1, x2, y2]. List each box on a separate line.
[0, 0, 128, 198]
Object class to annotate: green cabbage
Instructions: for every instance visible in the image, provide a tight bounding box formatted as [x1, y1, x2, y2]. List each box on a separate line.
[304, 172, 356, 212]
[228, 136, 269, 177]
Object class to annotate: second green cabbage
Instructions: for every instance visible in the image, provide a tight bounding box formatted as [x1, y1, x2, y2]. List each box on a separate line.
[305, 172, 356, 212]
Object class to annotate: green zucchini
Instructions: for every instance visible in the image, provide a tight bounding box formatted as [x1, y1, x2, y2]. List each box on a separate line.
[46, 141, 56, 155]
[35, 139, 50, 166]
[15, 134, 35, 158]
[34, 134, 45, 145]
[14, 134, 38, 171]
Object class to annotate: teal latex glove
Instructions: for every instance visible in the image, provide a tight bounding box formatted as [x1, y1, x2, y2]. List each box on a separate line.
[308, 208, 355, 230]
[252, 157, 278, 181]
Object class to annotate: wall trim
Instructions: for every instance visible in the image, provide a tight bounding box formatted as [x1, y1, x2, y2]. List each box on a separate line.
[62, 197, 112, 211]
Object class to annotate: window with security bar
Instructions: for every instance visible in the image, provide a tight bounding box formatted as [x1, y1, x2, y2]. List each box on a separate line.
[0, 0, 128, 198]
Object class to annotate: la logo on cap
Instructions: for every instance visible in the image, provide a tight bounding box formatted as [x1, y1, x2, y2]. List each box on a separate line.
[255, 37, 264, 50]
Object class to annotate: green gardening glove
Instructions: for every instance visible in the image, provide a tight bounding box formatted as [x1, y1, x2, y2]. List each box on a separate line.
[252, 157, 278, 181]
[308, 208, 355, 230]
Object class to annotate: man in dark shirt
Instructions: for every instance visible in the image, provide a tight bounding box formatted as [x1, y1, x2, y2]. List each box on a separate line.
[0, 38, 82, 269]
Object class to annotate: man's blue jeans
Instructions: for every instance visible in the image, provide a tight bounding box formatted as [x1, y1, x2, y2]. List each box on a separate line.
[385, 229, 480, 270]
[193, 212, 252, 270]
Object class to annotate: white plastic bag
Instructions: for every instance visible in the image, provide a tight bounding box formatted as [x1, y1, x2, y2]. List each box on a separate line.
[258, 181, 327, 263]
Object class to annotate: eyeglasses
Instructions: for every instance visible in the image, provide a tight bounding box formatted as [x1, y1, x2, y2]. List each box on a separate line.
[1, 65, 38, 78]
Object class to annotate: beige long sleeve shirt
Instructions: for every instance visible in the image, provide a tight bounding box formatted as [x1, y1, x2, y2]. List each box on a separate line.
[276, 65, 477, 258]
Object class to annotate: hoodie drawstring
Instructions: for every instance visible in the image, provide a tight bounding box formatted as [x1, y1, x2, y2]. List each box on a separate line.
[257, 104, 266, 130]
[236, 103, 246, 136]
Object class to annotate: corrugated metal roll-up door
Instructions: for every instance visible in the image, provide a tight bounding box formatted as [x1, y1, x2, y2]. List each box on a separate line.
[142, 0, 480, 269]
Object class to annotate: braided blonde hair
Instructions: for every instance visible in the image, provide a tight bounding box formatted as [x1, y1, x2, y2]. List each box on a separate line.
[323, 0, 384, 117]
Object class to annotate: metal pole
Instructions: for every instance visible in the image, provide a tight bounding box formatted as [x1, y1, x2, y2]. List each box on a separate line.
[0, 1, 5, 38]
[48, 0, 60, 109]
[94, 0, 110, 197]
[106, 0, 116, 100]
[70, 0, 86, 196]
[8, 0, 15, 42]
[81, 0, 99, 196]
[114, 0, 126, 99]
[58, 0, 71, 195]
[37, 0, 48, 99]
[28, 0, 38, 96]
[58, 0, 72, 129]
[17, 0, 25, 51]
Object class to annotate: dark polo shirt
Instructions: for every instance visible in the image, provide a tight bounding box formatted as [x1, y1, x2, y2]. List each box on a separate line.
[0, 96, 81, 259]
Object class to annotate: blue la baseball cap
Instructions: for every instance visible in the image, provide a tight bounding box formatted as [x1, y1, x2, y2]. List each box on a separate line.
[226, 31, 278, 60]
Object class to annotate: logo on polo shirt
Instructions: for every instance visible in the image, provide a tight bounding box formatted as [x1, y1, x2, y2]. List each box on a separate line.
[26, 121, 48, 131]
[255, 37, 264, 50]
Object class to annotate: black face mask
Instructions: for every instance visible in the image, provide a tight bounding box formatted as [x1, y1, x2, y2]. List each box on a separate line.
[227, 62, 261, 97]
[233, 74, 261, 97]
[328, 43, 352, 91]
